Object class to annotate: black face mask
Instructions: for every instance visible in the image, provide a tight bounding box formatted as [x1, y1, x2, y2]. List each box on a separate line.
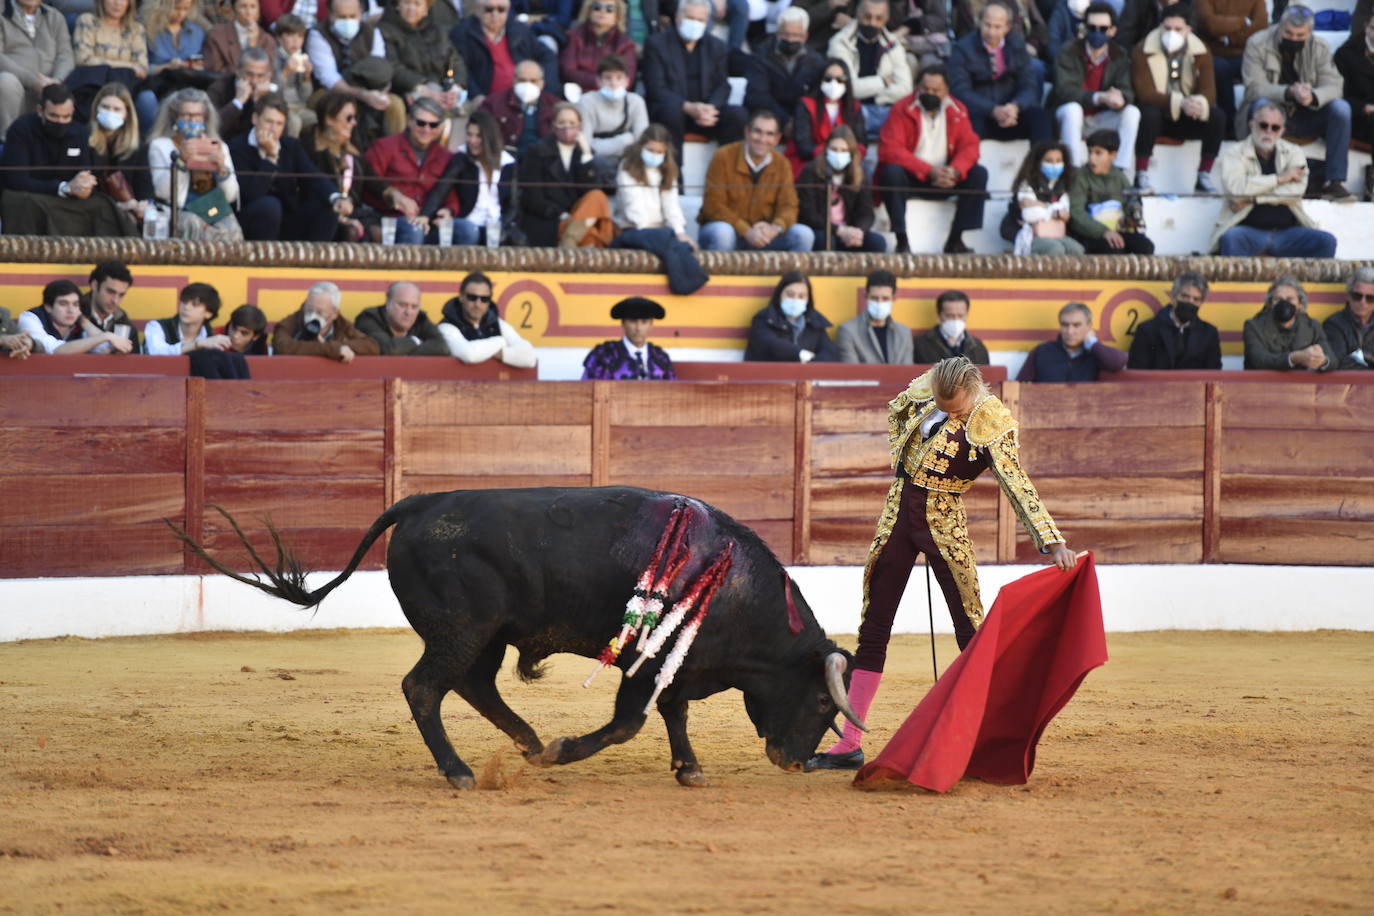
[1279, 37, 1305, 57]
[1172, 302, 1199, 324]
[777, 38, 801, 56]
[918, 92, 941, 112]
[1272, 300, 1298, 324]
[40, 117, 67, 140]
[857, 23, 880, 40]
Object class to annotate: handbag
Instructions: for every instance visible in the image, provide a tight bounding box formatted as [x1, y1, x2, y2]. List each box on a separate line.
[99, 170, 135, 203]
[183, 185, 233, 225]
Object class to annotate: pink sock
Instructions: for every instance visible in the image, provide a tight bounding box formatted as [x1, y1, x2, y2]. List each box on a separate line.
[824, 669, 882, 754]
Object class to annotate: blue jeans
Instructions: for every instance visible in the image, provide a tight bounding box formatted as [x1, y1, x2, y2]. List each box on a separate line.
[1287, 99, 1351, 183]
[134, 89, 159, 135]
[724, 0, 747, 49]
[1218, 225, 1337, 258]
[394, 215, 483, 245]
[862, 103, 892, 137]
[698, 220, 815, 251]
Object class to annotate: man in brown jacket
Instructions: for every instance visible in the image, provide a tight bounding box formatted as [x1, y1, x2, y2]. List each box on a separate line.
[271, 281, 380, 363]
[1132, 5, 1224, 193]
[698, 110, 816, 251]
[1196, 0, 1266, 133]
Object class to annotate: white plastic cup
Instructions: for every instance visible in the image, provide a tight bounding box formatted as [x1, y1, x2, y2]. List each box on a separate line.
[114, 325, 132, 339]
[381, 216, 397, 245]
[437, 217, 453, 247]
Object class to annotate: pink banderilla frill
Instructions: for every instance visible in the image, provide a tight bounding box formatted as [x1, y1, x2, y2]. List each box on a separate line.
[582, 504, 692, 687]
[639, 545, 734, 714]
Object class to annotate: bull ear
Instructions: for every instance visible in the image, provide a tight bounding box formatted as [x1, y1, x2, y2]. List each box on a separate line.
[824, 652, 868, 732]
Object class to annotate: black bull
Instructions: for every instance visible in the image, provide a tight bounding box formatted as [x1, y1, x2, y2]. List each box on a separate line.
[170, 486, 867, 789]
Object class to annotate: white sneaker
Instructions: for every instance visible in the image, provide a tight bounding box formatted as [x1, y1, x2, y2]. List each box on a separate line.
[1195, 170, 1218, 194]
[1134, 170, 1155, 195]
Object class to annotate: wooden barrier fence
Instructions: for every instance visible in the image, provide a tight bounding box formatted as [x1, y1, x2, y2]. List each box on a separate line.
[2, 377, 1372, 578]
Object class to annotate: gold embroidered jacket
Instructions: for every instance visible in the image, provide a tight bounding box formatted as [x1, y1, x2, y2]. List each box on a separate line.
[887, 372, 1065, 552]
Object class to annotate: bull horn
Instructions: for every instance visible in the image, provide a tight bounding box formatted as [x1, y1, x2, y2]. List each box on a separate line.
[824, 652, 868, 732]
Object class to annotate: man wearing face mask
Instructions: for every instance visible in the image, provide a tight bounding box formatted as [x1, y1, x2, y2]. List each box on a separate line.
[576, 54, 648, 177]
[912, 290, 992, 364]
[642, 0, 746, 148]
[482, 58, 560, 157]
[271, 280, 380, 363]
[1051, 2, 1139, 174]
[1127, 270, 1223, 369]
[827, 0, 913, 136]
[307, 0, 405, 138]
[0, 83, 129, 237]
[1238, 4, 1354, 201]
[837, 270, 915, 364]
[1242, 274, 1335, 371]
[1210, 99, 1336, 256]
[740, 6, 826, 132]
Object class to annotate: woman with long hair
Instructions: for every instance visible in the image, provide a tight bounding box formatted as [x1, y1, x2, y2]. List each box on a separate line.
[299, 91, 380, 242]
[744, 269, 840, 362]
[147, 87, 244, 242]
[560, 0, 638, 92]
[785, 57, 867, 179]
[420, 110, 517, 246]
[144, 0, 208, 77]
[608, 123, 707, 294]
[1006, 140, 1083, 256]
[73, 0, 158, 129]
[518, 102, 614, 248]
[796, 124, 885, 252]
[87, 83, 149, 226]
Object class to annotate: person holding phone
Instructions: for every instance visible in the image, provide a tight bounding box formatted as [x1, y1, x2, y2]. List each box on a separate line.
[147, 87, 244, 241]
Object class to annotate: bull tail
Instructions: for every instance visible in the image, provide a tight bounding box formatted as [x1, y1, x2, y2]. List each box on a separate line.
[163, 502, 404, 610]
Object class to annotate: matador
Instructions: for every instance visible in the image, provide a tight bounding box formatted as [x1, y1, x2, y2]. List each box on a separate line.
[808, 357, 1076, 771]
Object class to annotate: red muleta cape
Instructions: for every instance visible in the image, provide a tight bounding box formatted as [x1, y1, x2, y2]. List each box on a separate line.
[853, 552, 1107, 793]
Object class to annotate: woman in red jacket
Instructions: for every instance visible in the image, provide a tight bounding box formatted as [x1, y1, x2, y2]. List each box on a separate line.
[784, 57, 867, 180]
[561, 0, 638, 92]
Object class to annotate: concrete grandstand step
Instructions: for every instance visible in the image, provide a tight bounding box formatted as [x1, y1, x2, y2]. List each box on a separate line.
[681, 141, 718, 199]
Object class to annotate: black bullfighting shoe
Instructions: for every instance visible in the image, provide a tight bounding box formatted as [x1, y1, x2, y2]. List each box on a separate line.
[804, 748, 865, 771]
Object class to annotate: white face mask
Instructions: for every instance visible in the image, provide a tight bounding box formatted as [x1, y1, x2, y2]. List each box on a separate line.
[96, 107, 125, 131]
[779, 296, 808, 318]
[826, 149, 851, 171]
[599, 85, 626, 102]
[940, 317, 966, 340]
[1070, 0, 1089, 17]
[514, 81, 541, 104]
[641, 148, 666, 168]
[820, 79, 846, 101]
[1161, 28, 1185, 54]
[677, 17, 706, 42]
[866, 299, 892, 321]
[331, 17, 360, 39]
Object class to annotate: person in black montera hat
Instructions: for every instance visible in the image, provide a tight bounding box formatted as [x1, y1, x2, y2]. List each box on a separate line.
[581, 297, 676, 380]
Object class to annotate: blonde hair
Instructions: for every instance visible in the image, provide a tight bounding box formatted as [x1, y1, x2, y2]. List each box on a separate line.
[88, 82, 140, 159]
[143, 0, 208, 38]
[931, 357, 986, 400]
[576, 0, 627, 31]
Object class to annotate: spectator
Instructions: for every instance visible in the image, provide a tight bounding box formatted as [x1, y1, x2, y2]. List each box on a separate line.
[561, 0, 637, 92]
[272, 280, 380, 362]
[1210, 100, 1336, 256]
[272, 14, 316, 137]
[1127, 270, 1223, 368]
[301, 90, 379, 242]
[949, 0, 1053, 143]
[1334, 17, 1374, 199]
[1196, 0, 1266, 134]
[204, 0, 276, 73]
[231, 94, 345, 241]
[744, 269, 840, 362]
[222, 303, 268, 354]
[80, 259, 141, 353]
[953, 0, 1050, 67]
[209, 45, 275, 141]
[740, 6, 827, 133]
[877, 66, 990, 254]
[259, 0, 324, 30]
[71, 0, 157, 129]
[642, 0, 746, 149]
[1006, 140, 1083, 254]
[577, 53, 650, 181]
[144, 282, 232, 355]
[0, 0, 74, 142]
[1, 84, 130, 237]
[1069, 128, 1155, 253]
[309, 0, 403, 140]
[1133, 5, 1223, 193]
[449, 0, 558, 101]
[355, 281, 451, 355]
[891, 0, 954, 71]
[1051, 2, 1139, 174]
[1322, 267, 1374, 369]
[148, 88, 245, 241]
[698, 109, 815, 252]
[1117, 0, 1167, 49]
[379, 0, 465, 104]
[87, 83, 149, 222]
[796, 124, 886, 251]
[520, 101, 615, 247]
[581, 296, 676, 379]
[1238, 4, 1354, 201]
[786, 56, 868, 178]
[145, 0, 208, 79]
[609, 123, 708, 295]
[436, 271, 538, 368]
[422, 110, 516, 246]
[912, 289, 993, 363]
[365, 96, 457, 245]
[0, 307, 36, 359]
[1047, 0, 1094, 63]
[1356, 0, 1373, 37]
[19, 278, 132, 354]
[1242, 275, 1335, 371]
[1017, 301, 1128, 380]
[836, 269, 913, 363]
[827, 0, 913, 137]
[481, 57, 560, 157]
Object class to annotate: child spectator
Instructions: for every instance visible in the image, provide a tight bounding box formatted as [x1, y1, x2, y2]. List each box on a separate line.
[577, 54, 649, 184]
[272, 14, 316, 137]
[609, 124, 707, 294]
[796, 125, 885, 252]
[1007, 140, 1084, 255]
[144, 282, 232, 355]
[1068, 128, 1155, 254]
[786, 57, 868, 179]
[223, 304, 269, 354]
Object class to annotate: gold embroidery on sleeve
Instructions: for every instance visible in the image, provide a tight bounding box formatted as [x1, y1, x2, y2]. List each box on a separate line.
[987, 428, 1064, 551]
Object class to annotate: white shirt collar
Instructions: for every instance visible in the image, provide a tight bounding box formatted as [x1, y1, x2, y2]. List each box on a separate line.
[622, 335, 646, 359]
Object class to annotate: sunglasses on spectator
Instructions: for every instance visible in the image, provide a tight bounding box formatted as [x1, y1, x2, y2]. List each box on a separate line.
[465, 293, 492, 302]
[1085, 24, 1110, 32]
[1254, 120, 1284, 132]
[1351, 292, 1374, 303]
[413, 117, 441, 128]
[589, 2, 616, 10]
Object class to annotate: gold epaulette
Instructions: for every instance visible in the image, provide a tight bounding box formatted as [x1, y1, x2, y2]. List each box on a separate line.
[965, 395, 1018, 447]
[889, 370, 934, 413]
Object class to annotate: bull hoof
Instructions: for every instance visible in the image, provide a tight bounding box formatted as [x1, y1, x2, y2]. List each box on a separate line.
[675, 766, 708, 788]
[533, 737, 568, 767]
[446, 772, 477, 790]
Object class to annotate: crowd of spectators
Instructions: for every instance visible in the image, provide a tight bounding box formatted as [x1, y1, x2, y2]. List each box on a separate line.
[2, 0, 1370, 257]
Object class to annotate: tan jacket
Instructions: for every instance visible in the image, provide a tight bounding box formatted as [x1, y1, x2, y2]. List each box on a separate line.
[1238, 25, 1343, 138]
[1133, 28, 1216, 121]
[699, 142, 799, 236]
[1209, 136, 1317, 252]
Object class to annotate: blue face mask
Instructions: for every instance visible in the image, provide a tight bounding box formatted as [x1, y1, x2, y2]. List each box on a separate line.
[779, 296, 808, 319]
[599, 85, 627, 102]
[1040, 161, 1064, 181]
[640, 149, 666, 168]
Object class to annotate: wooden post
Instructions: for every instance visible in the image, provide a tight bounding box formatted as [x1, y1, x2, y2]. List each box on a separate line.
[995, 380, 1019, 563]
[1202, 381, 1223, 563]
[792, 380, 813, 565]
[183, 376, 205, 573]
[591, 380, 610, 487]
[384, 377, 401, 509]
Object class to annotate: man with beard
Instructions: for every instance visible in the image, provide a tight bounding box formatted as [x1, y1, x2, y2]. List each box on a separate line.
[436, 271, 537, 368]
[1127, 271, 1222, 369]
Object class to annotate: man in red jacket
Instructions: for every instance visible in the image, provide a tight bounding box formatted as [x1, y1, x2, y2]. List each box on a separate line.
[877, 65, 988, 254]
[363, 97, 459, 245]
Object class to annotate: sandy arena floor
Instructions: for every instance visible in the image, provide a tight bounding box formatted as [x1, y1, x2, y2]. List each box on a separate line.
[1, 628, 1371, 914]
